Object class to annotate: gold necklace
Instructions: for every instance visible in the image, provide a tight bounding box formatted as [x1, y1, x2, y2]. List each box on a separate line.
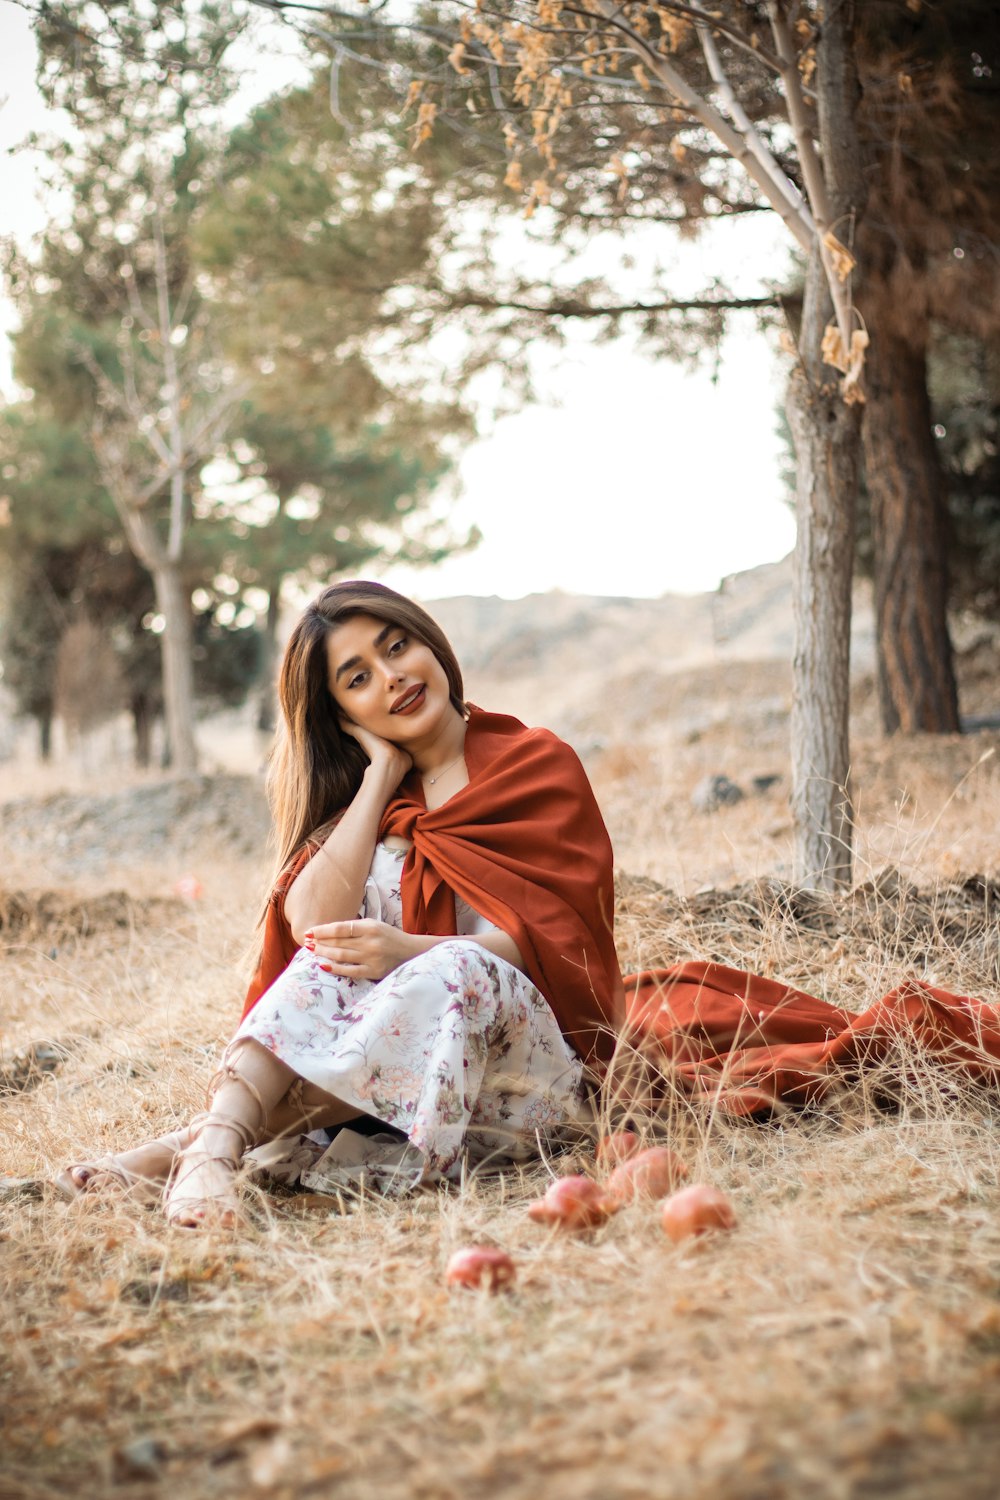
[423, 750, 466, 785]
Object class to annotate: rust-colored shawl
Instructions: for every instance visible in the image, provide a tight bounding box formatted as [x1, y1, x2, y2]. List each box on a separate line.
[244, 706, 625, 1070]
[625, 962, 1000, 1114]
[245, 705, 1000, 1109]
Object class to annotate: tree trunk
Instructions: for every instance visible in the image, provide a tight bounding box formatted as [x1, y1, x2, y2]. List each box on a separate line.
[788, 0, 866, 892]
[132, 692, 154, 768]
[115, 500, 199, 773]
[256, 587, 281, 735]
[151, 561, 198, 773]
[38, 705, 53, 762]
[788, 249, 862, 891]
[862, 312, 960, 733]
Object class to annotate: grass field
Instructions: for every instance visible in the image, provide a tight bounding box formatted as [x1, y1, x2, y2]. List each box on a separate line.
[2, 667, 1000, 1500]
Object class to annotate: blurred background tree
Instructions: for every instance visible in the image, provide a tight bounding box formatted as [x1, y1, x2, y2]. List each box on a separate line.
[5, 0, 998, 839]
[238, 0, 999, 738]
[1, 0, 478, 767]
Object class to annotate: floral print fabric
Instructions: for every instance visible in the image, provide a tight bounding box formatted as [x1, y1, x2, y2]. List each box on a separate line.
[236, 843, 589, 1195]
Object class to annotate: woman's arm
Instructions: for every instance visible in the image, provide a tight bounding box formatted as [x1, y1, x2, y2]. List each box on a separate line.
[306, 921, 525, 981]
[283, 730, 411, 947]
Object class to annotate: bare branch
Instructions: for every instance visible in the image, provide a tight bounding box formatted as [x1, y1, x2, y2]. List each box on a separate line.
[433, 290, 780, 318]
[592, 0, 813, 252]
[150, 207, 186, 562]
[768, 0, 855, 351]
[690, 0, 814, 238]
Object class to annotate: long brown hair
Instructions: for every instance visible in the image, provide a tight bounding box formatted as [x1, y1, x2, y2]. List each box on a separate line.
[266, 579, 465, 892]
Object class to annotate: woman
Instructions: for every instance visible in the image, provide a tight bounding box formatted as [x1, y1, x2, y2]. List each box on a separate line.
[59, 581, 625, 1227]
[58, 580, 1000, 1221]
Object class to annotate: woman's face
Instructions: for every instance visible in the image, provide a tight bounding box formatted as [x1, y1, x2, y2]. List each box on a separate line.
[325, 612, 455, 743]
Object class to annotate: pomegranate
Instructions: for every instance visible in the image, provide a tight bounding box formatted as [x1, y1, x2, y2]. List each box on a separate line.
[445, 1247, 516, 1292]
[526, 1175, 612, 1230]
[595, 1130, 641, 1166]
[660, 1184, 737, 1243]
[603, 1146, 689, 1206]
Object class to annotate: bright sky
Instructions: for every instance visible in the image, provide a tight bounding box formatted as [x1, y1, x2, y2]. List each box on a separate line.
[0, 1, 796, 602]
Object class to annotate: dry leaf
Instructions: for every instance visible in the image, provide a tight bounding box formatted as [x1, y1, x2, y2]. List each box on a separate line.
[670, 139, 687, 164]
[98, 1325, 151, 1349]
[413, 101, 437, 148]
[304, 1455, 347, 1481]
[822, 231, 856, 282]
[209, 1416, 284, 1463]
[821, 323, 848, 372]
[280, 1192, 340, 1215]
[448, 42, 470, 76]
[821, 323, 868, 404]
[658, 11, 691, 50]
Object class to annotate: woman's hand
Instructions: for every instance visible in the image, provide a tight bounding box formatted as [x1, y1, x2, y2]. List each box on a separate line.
[304, 918, 424, 982]
[284, 720, 411, 946]
[340, 716, 412, 784]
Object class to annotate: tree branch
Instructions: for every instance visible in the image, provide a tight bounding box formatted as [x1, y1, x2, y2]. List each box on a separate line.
[433, 290, 780, 318]
[592, 1, 814, 252]
[690, 0, 815, 239]
[768, 0, 855, 352]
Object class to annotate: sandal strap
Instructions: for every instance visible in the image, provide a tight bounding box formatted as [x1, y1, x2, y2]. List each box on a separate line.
[185, 1110, 258, 1157]
[56, 1127, 192, 1202]
[207, 1055, 266, 1113]
[205, 1056, 268, 1138]
[164, 1113, 255, 1225]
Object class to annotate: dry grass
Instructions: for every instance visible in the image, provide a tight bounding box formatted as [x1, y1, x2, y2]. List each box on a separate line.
[3, 682, 1000, 1498]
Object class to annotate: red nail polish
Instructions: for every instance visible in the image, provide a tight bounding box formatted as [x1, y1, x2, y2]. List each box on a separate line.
[303, 930, 314, 939]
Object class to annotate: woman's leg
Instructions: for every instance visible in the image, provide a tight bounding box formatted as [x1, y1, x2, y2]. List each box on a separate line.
[56, 1125, 196, 1201]
[164, 1038, 356, 1227]
[261, 1078, 362, 1141]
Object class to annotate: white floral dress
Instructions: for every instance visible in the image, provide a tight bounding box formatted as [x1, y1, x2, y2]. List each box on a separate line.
[236, 842, 590, 1196]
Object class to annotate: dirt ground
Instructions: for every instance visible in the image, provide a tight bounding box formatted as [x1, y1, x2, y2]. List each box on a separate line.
[1, 642, 999, 1500]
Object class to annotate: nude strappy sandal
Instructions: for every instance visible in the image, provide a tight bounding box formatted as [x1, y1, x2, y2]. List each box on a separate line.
[162, 1111, 259, 1229]
[54, 1128, 190, 1206]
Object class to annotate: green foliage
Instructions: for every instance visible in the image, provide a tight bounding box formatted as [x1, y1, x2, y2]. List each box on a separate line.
[191, 610, 262, 710]
[0, 545, 67, 730]
[3, 2, 482, 754]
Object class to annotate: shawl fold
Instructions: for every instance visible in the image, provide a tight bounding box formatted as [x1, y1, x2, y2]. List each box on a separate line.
[243, 706, 625, 1071]
[245, 705, 1000, 1107]
[624, 962, 1000, 1114]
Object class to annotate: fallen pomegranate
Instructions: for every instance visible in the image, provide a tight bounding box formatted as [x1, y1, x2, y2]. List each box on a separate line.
[445, 1247, 516, 1292]
[603, 1146, 689, 1206]
[526, 1174, 612, 1230]
[660, 1184, 737, 1243]
[595, 1130, 641, 1166]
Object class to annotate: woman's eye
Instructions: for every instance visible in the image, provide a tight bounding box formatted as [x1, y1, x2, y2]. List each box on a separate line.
[347, 672, 367, 690]
[388, 635, 407, 656]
